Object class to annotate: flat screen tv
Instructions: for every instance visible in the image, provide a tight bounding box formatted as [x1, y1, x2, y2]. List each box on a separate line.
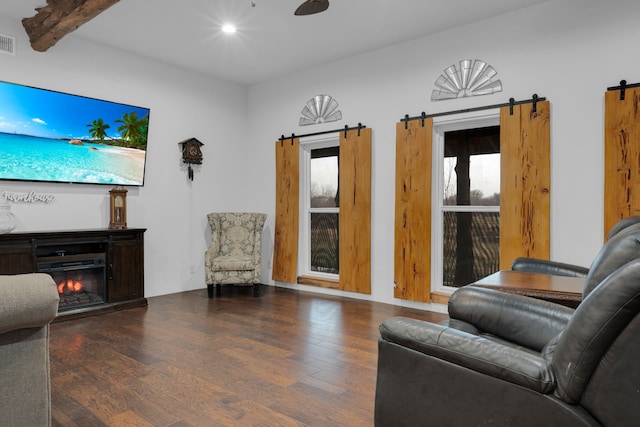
[0, 80, 150, 186]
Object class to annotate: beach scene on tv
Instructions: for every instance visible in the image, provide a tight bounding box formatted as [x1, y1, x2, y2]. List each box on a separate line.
[0, 81, 150, 186]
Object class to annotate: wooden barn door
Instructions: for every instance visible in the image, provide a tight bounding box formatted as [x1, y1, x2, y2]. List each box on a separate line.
[604, 85, 640, 238]
[394, 119, 433, 303]
[339, 127, 372, 294]
[499, 100, 551, 269]
[272, 138, 300, 283]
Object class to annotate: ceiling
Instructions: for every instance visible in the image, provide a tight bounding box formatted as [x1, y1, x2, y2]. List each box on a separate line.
[0, 0, 549, 86]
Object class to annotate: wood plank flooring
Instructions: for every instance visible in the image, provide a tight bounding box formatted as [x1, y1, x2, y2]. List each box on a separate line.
[50, 285, 447, 426]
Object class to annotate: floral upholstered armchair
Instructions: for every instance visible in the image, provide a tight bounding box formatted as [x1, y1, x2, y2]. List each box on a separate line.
[204, 212, 267, 298]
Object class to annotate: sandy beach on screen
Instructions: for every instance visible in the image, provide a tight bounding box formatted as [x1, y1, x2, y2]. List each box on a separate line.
[107, 146, 146, 165]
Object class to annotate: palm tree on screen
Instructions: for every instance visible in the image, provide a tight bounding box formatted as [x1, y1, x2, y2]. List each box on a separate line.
[115, 111, 148, 149]
[86, 118, 111, 141]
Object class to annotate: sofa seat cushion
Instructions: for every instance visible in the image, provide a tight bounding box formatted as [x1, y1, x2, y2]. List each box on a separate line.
[380, 316, 556, 394]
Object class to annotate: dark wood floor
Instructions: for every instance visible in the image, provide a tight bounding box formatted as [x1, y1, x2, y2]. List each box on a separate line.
[49, 285, 447, 426]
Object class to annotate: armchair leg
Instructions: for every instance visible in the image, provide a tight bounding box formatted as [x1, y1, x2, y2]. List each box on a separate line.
[207, 284, 214, 299]
[253, 283, 260, 297]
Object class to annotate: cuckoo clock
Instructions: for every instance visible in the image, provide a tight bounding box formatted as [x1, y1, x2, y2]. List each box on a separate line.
[179, 137, 204, 181]
[109, 187, 127, 229]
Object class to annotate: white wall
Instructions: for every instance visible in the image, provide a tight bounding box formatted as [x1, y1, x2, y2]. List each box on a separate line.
[246, 0, 640, 311]
[2, 0, 639, 311]
[0, 15, 249, 298]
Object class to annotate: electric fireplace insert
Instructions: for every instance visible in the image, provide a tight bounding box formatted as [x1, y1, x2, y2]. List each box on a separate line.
[37, 253, 106, 312]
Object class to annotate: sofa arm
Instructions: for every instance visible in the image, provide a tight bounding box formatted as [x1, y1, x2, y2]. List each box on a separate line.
[0, 273, 59, 334]
[449, 286, 574, 351]
[379, 316, 556, 393]
[511, 257, 589, 278]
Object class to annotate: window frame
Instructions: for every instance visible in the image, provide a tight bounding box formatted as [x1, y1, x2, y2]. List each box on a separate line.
[299, 135, 341, 280]
[431, 111, 500, 294]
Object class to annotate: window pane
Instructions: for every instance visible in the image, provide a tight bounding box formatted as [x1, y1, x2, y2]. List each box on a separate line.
[310, 152, 338, 208]
[310, 212, 339, 274]
[443, 123, 500, 208]
[442, 211, 499, 287]
[443, 153, 500, 206]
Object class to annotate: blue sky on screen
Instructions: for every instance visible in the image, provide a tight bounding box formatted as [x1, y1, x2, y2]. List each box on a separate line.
[0, 81, 149, 140]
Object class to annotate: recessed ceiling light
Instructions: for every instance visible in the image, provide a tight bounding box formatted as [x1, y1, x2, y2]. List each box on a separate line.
[222, 24, 236, 34]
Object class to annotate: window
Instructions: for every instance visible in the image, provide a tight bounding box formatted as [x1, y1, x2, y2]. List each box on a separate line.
[394, 101, 550, 303]
[273, 128, 371, 294]
[432, 115, 500, 294]
[301, 139, 340, 277]
[440, 126, 500, 288]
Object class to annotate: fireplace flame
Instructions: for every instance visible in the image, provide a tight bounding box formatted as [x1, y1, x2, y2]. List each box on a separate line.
[57, 279, 84, 294]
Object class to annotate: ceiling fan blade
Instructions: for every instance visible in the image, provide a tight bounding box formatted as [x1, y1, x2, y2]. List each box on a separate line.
[294, 0, 329, 16]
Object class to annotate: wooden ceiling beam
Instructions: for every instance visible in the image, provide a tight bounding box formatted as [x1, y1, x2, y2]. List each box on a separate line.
[22, 0, 120, 52]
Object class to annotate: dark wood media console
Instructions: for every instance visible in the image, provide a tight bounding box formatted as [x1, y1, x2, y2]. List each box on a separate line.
[0, 228, 146, 322]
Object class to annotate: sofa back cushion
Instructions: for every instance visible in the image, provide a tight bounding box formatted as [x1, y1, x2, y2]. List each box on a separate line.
[583, 223, 640, 298]
[549, 258, 640, 403]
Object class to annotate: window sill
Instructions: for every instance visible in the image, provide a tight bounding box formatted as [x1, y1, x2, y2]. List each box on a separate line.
[431, 290, 453, 305]
[297, 275, 340, 289]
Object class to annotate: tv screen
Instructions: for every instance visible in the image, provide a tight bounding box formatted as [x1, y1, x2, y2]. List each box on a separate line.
[0, 80, 150, 186]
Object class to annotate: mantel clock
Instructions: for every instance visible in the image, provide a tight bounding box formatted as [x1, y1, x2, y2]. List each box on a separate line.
[109, 187, 128, 229]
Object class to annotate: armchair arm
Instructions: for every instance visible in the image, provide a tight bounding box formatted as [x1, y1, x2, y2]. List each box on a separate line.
[379, 316, 556, 393]
[449, 286, 574, 351]
[204, 217, 221, 268]
[511, 257, 589, 278]
[204, 245, 219, 268]
[0, 273, 59, 334]
[251, 213, 267, 283]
